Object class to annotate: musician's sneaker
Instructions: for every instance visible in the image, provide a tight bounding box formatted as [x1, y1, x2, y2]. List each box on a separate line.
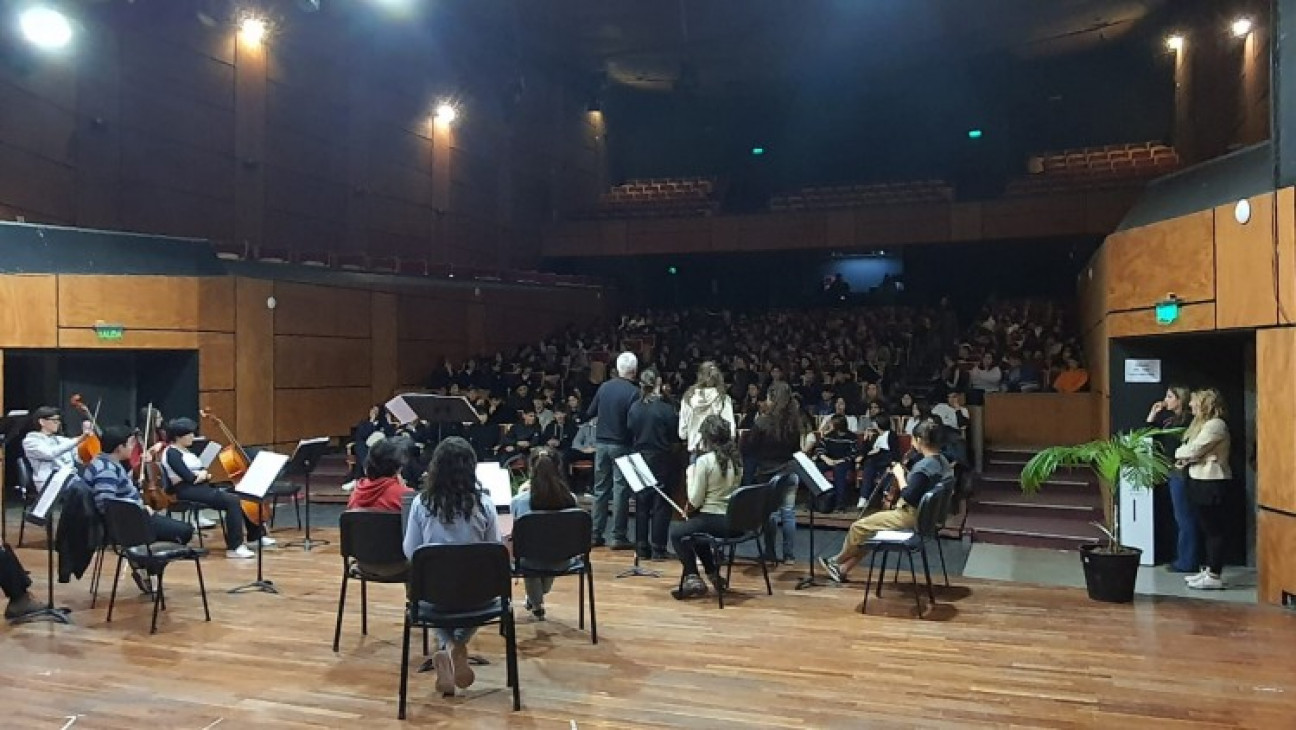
[226, 545, 256, 559]
[819, 556, 845, 584]
[196, 515, 218, 529]
[256, 536, 277, 548]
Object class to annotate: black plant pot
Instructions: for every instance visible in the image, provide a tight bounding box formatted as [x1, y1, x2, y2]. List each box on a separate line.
[1079, 544, 1143, 603]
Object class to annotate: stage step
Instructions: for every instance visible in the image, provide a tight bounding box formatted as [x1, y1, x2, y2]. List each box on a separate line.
[969, 446, 1104, 551]
[966, 512, 1104, 551]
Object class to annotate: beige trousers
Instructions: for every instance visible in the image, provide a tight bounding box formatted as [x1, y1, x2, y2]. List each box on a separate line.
[841, 502, 917, 559]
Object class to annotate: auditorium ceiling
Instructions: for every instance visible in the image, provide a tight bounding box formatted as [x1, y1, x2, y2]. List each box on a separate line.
[511, 0, 1170, 94]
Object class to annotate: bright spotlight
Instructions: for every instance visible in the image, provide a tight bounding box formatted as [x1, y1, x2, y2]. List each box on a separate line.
[1231, 18, 1253, 38]
[19, 6, 73, 50]
[1165, 34, 1185, 52]
[239, 17, 268, 45]
[435, 102, 458, 125]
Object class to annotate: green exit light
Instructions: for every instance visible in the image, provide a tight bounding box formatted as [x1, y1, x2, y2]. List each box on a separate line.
[94, 323, 125, 341]
[1155, 298, 1180, 325]
[667, 266, 678, 275]
[967, 129, 983, 140]
[751, 147, 765, 156]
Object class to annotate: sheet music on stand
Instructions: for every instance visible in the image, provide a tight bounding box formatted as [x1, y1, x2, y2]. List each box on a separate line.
[385, 395, 419, 426]
[792, 452, 834, 496]
[475, 462, 513, 511]
[29, 465, 76, 526]
[615, 453, 688, 518]
[235, 451, 290, 500]
[198, 441, 223, 469]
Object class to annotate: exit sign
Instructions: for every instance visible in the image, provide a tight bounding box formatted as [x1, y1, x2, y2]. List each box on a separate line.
[1155, 297, 1180, 325]
[93, 322, 125, 341]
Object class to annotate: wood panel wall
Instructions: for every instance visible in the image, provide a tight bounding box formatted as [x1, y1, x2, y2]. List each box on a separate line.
[542, 191, 1140, 258]
[1087, 188, 1296, 606]
[0, 4, 602, 270]
[0, 272, 607, 452]
[983, 393, 1100, 447]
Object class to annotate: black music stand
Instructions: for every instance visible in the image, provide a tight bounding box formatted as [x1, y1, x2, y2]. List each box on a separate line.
[789, 453, 834, 591]
[281, 438, 331, 551]
[0, 410, 30, 544]
[230, 451, 290, 594]
[17, 468, 74, 624]
[388, 394, 477, 443]
[614, 453, 687, 579]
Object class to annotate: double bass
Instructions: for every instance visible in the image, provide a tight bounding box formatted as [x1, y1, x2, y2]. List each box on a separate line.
[199, 408, 270, 526]
[70, 394, 102, 464]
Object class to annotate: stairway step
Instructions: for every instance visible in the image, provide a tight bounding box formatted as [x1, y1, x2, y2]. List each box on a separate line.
[968, 512, 1104, 551]
[975, 473, 1094, 491]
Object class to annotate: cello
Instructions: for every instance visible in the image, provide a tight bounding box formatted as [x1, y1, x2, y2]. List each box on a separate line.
[139, 403, 175, 511]
[70, 394, 103, 464]
[199, 407, 271, 526]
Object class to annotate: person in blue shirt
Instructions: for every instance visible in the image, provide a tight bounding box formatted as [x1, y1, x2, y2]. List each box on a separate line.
[403, 437, 502, 698]
[510, 447, 578, 620]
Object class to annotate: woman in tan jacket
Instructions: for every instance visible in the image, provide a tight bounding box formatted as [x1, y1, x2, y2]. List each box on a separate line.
[1174, 388, 1231, 590]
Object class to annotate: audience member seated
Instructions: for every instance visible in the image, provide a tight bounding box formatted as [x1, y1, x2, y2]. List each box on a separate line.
[969, 351, 1003, 394]
[814, 415, 859, 513]
[499, 411, 542, 468]
[570, 417, 597, 468]
[350, 404, 395, 480]
[857, 414, 897, 510]
[1052, 356, 1091, 393]
[669, 416, 743, 600]
[1003, 352, 1042, 393]
[510, 447, 580, 621]
[819, 421, 953, 583]
[346, 439, 414, 578]
[403, 437, 503, 698]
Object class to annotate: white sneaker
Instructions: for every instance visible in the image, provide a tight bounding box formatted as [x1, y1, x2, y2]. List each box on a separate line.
[256, 536, 277, 548]
[1184, 569, 1207, 583]
[197, 516, 218, 529]
[855, 498, 867, 509]
[1188, 572, 1224, 590]
[226, 545, 256, 559]
[340, 480, 357, 493]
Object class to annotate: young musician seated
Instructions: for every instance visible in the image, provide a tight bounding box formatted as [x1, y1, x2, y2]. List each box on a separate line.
[857, 412, 896, 509]
[129, 407, 167, 476]
[813, 414, 859, 513]
[569, 416, 597, 466]
[85, 425, 195, 594]
[161, 418, 272, 559]
[669, 416, 742, 600]
[21, 406, 94, 492]
[819, 421, 953, 584]
[403, 437, 503, 698]
[510, 447, 578, 621]
[345, 438, 414, 578]
[498, 410, 541, 468]
[0, 544, 40, 620]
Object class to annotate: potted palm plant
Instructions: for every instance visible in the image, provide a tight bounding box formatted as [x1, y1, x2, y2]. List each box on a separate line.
[1019, 427, 1179, 603]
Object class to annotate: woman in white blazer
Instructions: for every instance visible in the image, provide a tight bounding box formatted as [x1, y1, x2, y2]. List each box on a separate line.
[1173, 388, 1231, 590]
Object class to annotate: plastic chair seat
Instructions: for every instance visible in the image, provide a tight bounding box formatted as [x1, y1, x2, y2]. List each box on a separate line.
[126, 542, 208, 564]
[348, 563, 409, 583]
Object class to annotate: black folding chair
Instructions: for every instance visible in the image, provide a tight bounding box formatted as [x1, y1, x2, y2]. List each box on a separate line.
[511, 508, 596, 644]
[680, 481, 777, 609]
[333, 511, 408, 651]
[399, 543, 518, 719]
[268, 480, 303, 530]
[101, 498, 211, 634]
[15, 456, 37, 547]
[860, 485, 950, 618]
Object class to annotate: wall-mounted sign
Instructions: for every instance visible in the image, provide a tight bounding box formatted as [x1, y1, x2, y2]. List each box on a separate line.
[1155, 295, 1180, 325]
[93, 322, 125, 341]
[1124, 359, 1162, 384]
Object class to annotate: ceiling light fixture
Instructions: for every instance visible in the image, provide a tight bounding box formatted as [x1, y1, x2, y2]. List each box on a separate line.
[1231, 18, 1253, 38]
[435, 102, 458, 125]
[1165, 34, 1185, 52]
[19, 6, 73, 50]
[239, 16, 268, 46]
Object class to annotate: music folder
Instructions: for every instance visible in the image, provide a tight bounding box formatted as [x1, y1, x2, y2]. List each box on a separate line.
[791, 452, 834, 496]
[615, 453, 688, 518]
[234, 450, 290, 500]
[197, 441, 223, 468]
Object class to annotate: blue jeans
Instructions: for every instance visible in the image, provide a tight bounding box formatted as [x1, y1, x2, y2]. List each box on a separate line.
[592, 443, 631, 543]
[764, 481, 797, 560]
[436, 627, 476, 650]
[1168, 471, 1200, 570]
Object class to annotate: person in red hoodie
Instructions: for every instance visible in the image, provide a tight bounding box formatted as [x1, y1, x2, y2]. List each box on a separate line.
[348, 438, 413, 512]
[346, 438, 414, 577]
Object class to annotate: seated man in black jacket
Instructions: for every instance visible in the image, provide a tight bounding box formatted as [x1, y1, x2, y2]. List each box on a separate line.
[542, 407, 577, 457]
[499, 410, 542, 468]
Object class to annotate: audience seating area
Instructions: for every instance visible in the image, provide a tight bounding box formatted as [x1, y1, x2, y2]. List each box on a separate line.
[578, 177, 720, 219]
[208, 242, 600, 288]
[769, 180, 954, 212]
[1006, 141, 1181, 196]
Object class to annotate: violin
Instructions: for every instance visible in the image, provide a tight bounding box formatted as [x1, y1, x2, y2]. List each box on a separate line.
[70, 394, 102, 464]
[199, 407, 270, 526]
[880, 462, 907, 510]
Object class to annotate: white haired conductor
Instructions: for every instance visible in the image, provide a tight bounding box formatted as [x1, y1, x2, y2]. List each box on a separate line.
[586, 351, 640, 548]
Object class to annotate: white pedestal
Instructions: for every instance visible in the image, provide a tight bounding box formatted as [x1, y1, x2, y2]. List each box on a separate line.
[1119, 477, 1156, 566]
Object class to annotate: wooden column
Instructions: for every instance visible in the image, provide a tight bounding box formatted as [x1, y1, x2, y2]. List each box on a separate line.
[234, 278, 274, 444]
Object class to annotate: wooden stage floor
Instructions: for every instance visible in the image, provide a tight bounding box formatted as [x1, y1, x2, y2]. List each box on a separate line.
[2, 530, 1295, 729]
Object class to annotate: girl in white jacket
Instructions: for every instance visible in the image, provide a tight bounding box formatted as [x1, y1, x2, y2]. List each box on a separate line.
[678, 361, 737, 454]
